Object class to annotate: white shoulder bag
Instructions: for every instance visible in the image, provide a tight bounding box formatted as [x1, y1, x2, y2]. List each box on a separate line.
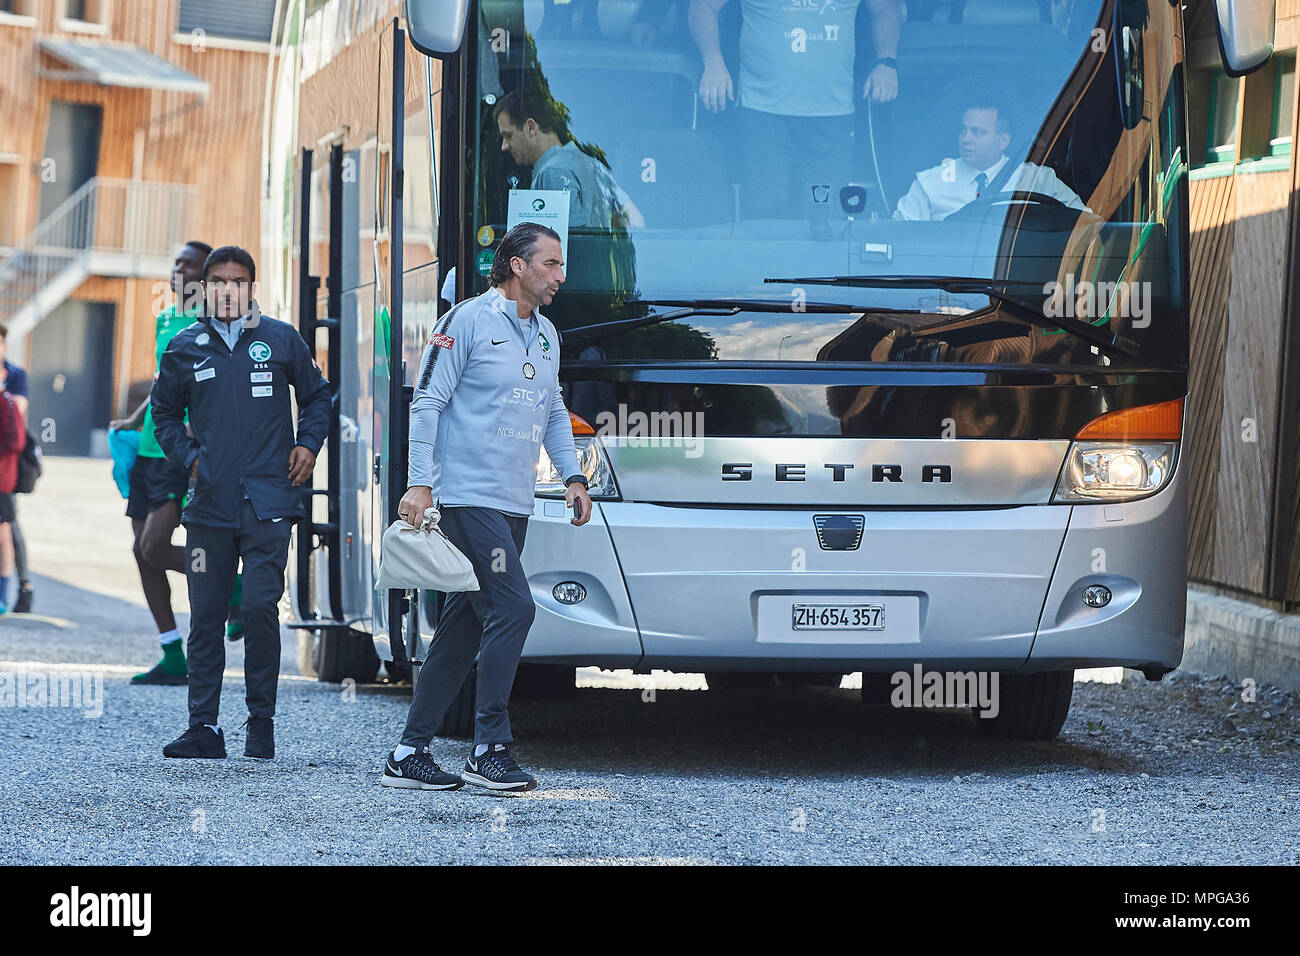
[374, 507, 480, 592]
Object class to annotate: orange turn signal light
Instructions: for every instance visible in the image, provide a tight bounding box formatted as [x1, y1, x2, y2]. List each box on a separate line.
[570, 412, 596, 436]
[1075, 398, 1183, 441]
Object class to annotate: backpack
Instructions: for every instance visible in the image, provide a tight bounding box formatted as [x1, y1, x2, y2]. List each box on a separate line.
[16, 426, 41, 494]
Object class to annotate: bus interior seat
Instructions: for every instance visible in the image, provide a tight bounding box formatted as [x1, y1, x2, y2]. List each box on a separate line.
[864, 18, 1079, 211]
[540, 41, 698, 135]
[609, 129, 734, 228]
[961, 0, 1051, 25]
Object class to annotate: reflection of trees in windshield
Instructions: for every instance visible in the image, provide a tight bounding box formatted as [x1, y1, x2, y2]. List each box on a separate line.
[595, 322, 718, 361]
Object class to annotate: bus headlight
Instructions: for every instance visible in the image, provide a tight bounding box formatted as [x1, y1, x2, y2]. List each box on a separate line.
[1052, 441, 1177, 502]
[536, 436, 620, 498]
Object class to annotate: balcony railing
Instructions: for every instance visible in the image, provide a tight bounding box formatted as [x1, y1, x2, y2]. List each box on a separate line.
[0, 177, 198, 326]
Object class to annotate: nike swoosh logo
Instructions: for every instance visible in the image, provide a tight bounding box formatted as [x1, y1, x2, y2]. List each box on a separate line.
[193, 357, 211, 369]
[491, 339, 508, 346]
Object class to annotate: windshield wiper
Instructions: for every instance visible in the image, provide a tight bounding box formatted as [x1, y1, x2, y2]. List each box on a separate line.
[560, 297, 918, 344]
[763, 274, 1141, 359]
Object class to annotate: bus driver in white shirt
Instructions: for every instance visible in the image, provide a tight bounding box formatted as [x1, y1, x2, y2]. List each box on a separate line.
[894, 100, 1088, 221]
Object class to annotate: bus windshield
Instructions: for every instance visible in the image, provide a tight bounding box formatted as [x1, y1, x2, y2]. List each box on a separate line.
[468, 0, 1186, 369]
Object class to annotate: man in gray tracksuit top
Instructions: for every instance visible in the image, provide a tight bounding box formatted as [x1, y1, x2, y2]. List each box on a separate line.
[150, 245, 330, 761]
[381, 222, 592, 793]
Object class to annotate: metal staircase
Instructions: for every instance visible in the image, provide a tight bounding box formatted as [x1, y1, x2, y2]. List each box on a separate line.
[0, 177, 197, 345]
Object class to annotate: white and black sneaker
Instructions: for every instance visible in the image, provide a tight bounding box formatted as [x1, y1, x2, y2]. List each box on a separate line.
[380, 747, 464, 790]
[462, 743, 538, 792]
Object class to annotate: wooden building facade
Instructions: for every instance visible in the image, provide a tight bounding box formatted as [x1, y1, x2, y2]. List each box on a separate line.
[0, 0, 273, 455]
[1185, 0, 1300, 609]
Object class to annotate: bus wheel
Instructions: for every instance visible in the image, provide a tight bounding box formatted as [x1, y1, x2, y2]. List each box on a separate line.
[511, 664, 577, 700]
[779, 672, 843, 688]
[314, 629, 380, 685]
[706, 672, 779, 690]
[975, 670, 1074, 741]
[435, 665, 476, 739]
[859, 672, 897, 706]
[296, 631, 317, 680]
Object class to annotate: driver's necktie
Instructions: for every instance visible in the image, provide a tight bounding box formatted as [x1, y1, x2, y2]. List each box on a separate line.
[974, 172, 988, 198]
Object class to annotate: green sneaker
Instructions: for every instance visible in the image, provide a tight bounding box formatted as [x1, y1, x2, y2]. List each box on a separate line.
[132, 640, 187, 685]
[225, 572, 245, 640]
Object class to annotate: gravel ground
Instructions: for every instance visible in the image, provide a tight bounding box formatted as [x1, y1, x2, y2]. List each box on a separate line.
[1, 459, 1297, 865]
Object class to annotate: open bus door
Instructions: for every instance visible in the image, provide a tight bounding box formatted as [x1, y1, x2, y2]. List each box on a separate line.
[287, 20, 453, 699]
[287, 142, 382, 684]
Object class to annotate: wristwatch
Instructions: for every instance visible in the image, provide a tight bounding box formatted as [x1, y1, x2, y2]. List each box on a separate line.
[564, 474, 589, 489]
[876, 56, 898, 70]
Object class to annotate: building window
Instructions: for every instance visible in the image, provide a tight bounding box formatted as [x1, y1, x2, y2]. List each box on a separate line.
[1270, 52, 1295, 157]
[59, 0, 109, 30]
[1207, 67, 1239, 164]
[0, 0, 37, 22]
[177, 0, 276, 43]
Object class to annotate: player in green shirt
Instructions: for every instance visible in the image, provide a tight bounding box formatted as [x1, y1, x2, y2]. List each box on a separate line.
[111, 241, 246, 685]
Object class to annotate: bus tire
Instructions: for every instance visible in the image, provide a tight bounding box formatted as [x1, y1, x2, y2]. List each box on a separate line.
[976, 670, 1074, 740]
[779, 672, 843, 688]
[296, 630, 318, 680]
[860, 671, 897, 705]
[434, 665, 477, 739]
[511, 663, 577, 700]
[314, 629, 380, 685]
[706, 672, 779, 690]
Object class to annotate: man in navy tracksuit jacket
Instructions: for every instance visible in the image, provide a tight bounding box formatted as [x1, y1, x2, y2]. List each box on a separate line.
[150, 246, 330, 760]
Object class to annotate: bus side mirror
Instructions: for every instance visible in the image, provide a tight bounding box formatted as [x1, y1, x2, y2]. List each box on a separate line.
[1214, 0, 1276, 77]
[406, 0, 471, 57]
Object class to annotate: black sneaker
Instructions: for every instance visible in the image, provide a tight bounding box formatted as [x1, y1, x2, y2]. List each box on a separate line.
[381, 748, 464, 790]
[462, 743, 537, 792]
[12, 584, 32, 614]
[163, 725, 226, 759]
[243, 716, 274, 759]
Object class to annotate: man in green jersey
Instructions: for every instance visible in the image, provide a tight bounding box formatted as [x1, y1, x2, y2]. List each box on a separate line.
[111, 241, 244, 685]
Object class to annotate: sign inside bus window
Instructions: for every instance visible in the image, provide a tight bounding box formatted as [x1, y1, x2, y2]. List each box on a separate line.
[507, 189, 570, 264]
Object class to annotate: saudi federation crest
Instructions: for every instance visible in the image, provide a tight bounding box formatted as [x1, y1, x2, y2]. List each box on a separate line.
[248, 341, 272, 362]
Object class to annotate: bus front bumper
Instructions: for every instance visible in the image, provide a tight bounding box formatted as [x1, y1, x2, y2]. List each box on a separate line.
[520, 467, 1186, 674]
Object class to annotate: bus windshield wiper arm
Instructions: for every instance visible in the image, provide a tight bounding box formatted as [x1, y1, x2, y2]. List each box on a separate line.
[560, 297, 916, 344]
[763, 275, 1142, 359]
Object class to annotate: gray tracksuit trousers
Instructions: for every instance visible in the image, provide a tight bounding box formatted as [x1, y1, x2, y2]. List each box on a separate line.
[400, 506, 533, 748]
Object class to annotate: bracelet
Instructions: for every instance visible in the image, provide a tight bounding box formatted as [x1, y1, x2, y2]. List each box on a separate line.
[876, 57, 898, 70]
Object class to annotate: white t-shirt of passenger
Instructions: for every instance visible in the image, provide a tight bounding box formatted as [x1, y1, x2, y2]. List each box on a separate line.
[739, 0, 862, 118]
[894, 154, 1089, 221]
